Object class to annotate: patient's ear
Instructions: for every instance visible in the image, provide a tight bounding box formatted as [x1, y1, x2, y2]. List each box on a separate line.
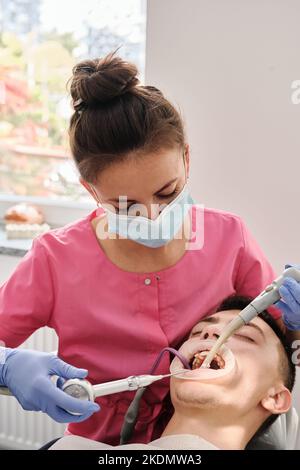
[261, 386, 292, 415]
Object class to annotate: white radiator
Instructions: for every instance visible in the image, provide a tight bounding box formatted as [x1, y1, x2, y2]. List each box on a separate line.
[0, 327, 66, 450]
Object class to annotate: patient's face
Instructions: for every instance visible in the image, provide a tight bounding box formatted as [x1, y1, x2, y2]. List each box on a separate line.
[171, 310, 285, 415]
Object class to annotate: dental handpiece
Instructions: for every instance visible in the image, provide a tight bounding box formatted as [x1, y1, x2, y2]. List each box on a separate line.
[62, 369, 188, 405]
[0, 369, 188, 415]
[201, 266, 300, 368]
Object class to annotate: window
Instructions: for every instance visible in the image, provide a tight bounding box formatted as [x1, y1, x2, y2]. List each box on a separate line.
[0, 0, 146, 203]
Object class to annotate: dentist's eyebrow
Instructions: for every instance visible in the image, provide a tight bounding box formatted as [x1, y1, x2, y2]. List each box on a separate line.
[108, 178, 178, 203]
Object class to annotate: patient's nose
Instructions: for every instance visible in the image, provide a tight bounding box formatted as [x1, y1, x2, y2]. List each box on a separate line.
[199, 325, 220, 341]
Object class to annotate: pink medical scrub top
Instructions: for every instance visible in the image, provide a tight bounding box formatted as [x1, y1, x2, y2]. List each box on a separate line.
[0, 205, 280, 445]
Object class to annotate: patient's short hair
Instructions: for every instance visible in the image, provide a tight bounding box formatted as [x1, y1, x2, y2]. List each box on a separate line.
[216, 295, 296, 444]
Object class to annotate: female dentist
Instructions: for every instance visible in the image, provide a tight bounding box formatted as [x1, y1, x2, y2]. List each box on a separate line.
[0, 50, 299, 446]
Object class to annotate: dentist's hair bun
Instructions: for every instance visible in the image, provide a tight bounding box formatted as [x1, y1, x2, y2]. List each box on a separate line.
[70, 49, 140, 108]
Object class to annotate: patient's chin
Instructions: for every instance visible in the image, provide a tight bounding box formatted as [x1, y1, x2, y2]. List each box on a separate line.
[172, 382, 222, 409]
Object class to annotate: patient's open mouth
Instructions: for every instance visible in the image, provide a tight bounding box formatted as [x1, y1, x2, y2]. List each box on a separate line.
[170, 339, 235, 380]
[190, 350, 225, 370]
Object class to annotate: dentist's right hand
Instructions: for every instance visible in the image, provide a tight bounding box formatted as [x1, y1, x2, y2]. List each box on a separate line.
[0, 347, 100, 423]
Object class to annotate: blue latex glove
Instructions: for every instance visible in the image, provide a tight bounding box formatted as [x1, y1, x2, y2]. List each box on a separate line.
[275, 264, 300, 330]
[0, 348, 100, 423]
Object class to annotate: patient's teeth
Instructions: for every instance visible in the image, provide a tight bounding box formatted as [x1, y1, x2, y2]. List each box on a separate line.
[191, 350, 225, 370]
[191, 352, 207, 369]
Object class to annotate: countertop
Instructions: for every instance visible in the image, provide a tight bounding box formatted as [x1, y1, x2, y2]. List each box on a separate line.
[0, 224, 38, 257]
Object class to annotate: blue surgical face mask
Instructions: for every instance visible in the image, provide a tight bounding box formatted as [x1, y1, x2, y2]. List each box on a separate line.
[106, 184, 194, 248]
[90, 176, 194, 248]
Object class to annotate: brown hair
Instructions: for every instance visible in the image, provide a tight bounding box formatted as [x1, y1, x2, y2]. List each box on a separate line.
[67, 48, 186, 184]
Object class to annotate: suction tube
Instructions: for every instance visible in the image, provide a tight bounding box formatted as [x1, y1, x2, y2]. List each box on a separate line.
[202, 266, 300, 368]
[200, 315, 245, 369]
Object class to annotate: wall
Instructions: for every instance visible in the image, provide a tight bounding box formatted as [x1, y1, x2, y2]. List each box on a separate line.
[145, 0, 300, 274]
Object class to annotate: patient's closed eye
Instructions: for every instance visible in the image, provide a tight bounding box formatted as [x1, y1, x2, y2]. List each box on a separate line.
[191, 330, 255, 343]
[234, 333, 255, 343]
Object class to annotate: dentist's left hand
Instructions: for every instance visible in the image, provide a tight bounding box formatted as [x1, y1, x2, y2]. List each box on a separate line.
[0, 348, 100, 423]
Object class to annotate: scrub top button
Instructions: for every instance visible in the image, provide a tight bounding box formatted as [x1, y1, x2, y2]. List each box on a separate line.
[144, 278, 151, 285]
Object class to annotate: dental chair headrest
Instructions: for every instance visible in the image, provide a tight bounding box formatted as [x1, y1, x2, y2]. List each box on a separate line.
[246, 407, 299, 450]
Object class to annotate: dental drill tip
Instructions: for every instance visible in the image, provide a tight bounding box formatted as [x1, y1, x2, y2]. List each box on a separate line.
[163, 369, 191, 378]
[145, 370, 190, 384]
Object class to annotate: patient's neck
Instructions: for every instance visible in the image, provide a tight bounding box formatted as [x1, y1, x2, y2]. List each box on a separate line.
[161, 408, 260, 450]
